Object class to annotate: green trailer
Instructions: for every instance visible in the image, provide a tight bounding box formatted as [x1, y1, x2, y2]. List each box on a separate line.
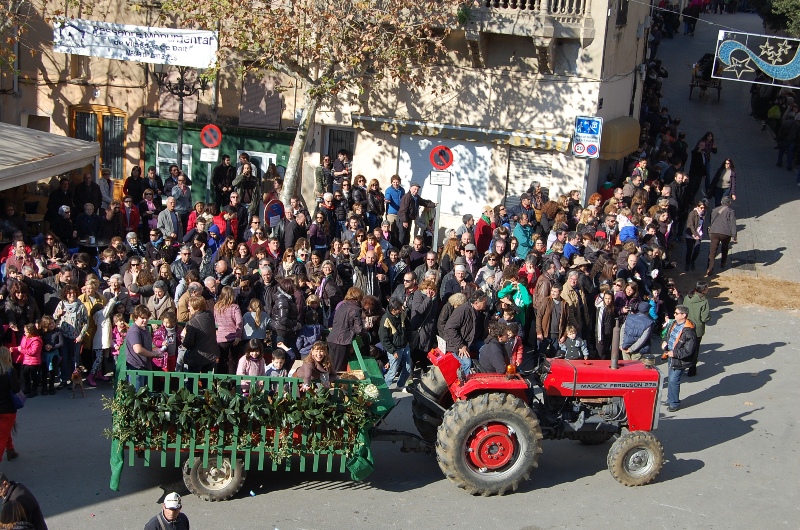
[107, 329, 403, 501]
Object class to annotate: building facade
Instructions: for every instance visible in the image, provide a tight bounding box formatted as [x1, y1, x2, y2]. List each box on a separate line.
[301, 0, 648, 227]
[1, 0, 647, 229]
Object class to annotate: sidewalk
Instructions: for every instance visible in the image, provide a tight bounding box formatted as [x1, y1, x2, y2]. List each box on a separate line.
[655, 12, 800, 284]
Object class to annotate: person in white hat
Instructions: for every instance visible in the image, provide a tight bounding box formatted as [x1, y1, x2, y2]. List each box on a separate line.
[144, 492, 189, 530]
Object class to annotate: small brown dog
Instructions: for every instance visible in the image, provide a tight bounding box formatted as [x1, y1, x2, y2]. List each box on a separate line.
[71, 369, 85, 398]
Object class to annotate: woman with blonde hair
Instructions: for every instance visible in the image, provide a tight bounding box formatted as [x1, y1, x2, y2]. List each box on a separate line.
[214, 286, 243, 374]
[79, 277, 104, 357]
[438, 237, 461, 276]
[366, 178, 385, 230]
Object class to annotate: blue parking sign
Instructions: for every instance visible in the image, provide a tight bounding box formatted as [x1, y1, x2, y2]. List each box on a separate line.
[572, 115, 603, 159]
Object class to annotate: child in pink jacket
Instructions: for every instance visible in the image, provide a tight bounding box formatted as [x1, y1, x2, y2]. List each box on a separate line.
[10, 324, 43, 398]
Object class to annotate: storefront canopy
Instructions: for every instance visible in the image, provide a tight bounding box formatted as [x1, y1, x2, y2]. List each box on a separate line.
[352, 114, 572, 152]
[0, 122, 100, 191]
[599, 116, 640, 160]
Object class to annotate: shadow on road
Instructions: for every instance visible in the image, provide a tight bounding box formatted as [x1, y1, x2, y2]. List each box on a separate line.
[691, 341, 783, 382]
[660, 409, 760, 455]
[682, 370, 775, 408]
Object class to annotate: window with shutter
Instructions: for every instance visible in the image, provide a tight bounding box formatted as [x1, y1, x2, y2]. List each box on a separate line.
[70, 105, 127, 180]
[504, 148, 552, 209]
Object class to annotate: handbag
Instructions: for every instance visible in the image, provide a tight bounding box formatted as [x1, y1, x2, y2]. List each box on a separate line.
[8, 372, 25, 410]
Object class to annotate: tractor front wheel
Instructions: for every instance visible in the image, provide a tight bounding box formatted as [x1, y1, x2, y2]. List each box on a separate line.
[183, 457, 246, 501]
[436, 392, 542, 496]
[607, 431, 664, 486]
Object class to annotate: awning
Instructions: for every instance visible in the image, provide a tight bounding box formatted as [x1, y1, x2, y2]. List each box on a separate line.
[599, 116, 640, 160]
[0, 122, 100, 191]
[352, 114, 572, 152]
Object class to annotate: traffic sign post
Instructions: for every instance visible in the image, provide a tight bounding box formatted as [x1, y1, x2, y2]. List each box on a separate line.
[200, 125, 223, 203]
[572, 116, 603, 205]
[572, 116, 602, 159]
[200, 124, 222, 148]
[430, 145, 454, 170]
[200, 148, 219, 203]
[429, 170, 451, 249]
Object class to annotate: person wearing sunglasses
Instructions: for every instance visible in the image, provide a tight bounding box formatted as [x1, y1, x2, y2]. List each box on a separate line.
[120, 195, 140, 235]
[138, 188, 162, 237]
[662, 306, 697, 412]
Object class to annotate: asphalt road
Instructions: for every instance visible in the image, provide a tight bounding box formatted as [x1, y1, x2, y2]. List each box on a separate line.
[5, 301, 798, 529]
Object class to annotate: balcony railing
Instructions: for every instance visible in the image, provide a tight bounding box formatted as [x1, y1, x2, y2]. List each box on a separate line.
[481, 0, 591, 24]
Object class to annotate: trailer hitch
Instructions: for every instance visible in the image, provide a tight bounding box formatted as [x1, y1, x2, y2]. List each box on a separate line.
[371, 429, 435, 454]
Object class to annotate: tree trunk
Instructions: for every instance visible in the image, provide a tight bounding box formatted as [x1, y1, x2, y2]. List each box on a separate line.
[281, 95, 320, 206]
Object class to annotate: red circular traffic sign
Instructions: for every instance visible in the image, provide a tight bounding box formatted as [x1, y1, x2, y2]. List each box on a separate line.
[430, 145, 454, 170]
[200, 124, 222, 148]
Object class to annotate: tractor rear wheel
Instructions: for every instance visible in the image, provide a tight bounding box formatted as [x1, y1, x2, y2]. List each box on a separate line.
[183, 457, 246, 501]
[607, 431, 664, 486]
[575, 431, 614, 445]
[415, 365, 448, 401]
[436, 392, 542, 496]
[411, 366, 450, 442]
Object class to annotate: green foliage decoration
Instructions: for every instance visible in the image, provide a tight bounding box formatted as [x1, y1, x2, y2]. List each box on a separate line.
[103, 380, 378, 461]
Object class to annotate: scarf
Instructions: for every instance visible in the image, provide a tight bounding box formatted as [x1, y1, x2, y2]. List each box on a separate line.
[63, 300, 82, 313]
[481, 214, 491, 224]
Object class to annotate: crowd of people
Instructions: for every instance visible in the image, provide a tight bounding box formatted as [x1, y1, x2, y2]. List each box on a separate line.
[0, 50, 741, 486]
[1, 125, 726, 407]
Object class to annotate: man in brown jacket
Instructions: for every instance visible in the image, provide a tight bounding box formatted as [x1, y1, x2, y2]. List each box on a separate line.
[536, 284, 568, 357]
[533, 258, 558, 312]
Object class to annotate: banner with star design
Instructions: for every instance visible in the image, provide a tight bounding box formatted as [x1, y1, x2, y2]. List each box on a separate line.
[713, 30, 800, 86]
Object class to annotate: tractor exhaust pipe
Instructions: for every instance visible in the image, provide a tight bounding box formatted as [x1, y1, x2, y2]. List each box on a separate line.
[610, 318, 620, 370]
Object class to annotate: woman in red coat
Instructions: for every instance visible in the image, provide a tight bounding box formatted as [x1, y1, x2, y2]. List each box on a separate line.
[121, 196, 141, 234]
[474, 205, 494, 255]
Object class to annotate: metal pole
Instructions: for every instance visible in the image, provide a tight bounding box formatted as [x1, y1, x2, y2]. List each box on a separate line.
[176, 94, 184, 175]
[206, 162, 212, 203]
[581, 158, 591, 206]
[433, 184, 443, 250]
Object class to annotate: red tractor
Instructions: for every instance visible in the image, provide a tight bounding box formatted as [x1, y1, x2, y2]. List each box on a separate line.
[410, 348, 665, 496]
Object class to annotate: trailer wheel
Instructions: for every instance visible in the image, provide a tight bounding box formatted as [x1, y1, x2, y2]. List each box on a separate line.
[575, 431, 614, 445]
[437, 392, 542, 496]
[183, 457, 246, 501]
[607, 431, 663, 486]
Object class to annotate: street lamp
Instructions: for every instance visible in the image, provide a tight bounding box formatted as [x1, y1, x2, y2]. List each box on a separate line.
[152, 64, 209, 177]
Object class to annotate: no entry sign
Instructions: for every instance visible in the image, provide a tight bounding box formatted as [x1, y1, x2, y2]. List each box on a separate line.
[200, 124, 222, 148]
[430, 145, 454, 170]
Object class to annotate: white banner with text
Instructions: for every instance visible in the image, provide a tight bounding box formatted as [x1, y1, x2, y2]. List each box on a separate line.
[53, 17, 218, 68]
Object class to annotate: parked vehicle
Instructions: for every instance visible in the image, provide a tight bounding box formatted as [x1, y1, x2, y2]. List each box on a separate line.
[410, 347, 665, 495]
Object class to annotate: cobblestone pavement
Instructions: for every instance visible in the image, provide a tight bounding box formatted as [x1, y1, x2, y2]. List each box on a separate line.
[656, 12, 800, 283]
